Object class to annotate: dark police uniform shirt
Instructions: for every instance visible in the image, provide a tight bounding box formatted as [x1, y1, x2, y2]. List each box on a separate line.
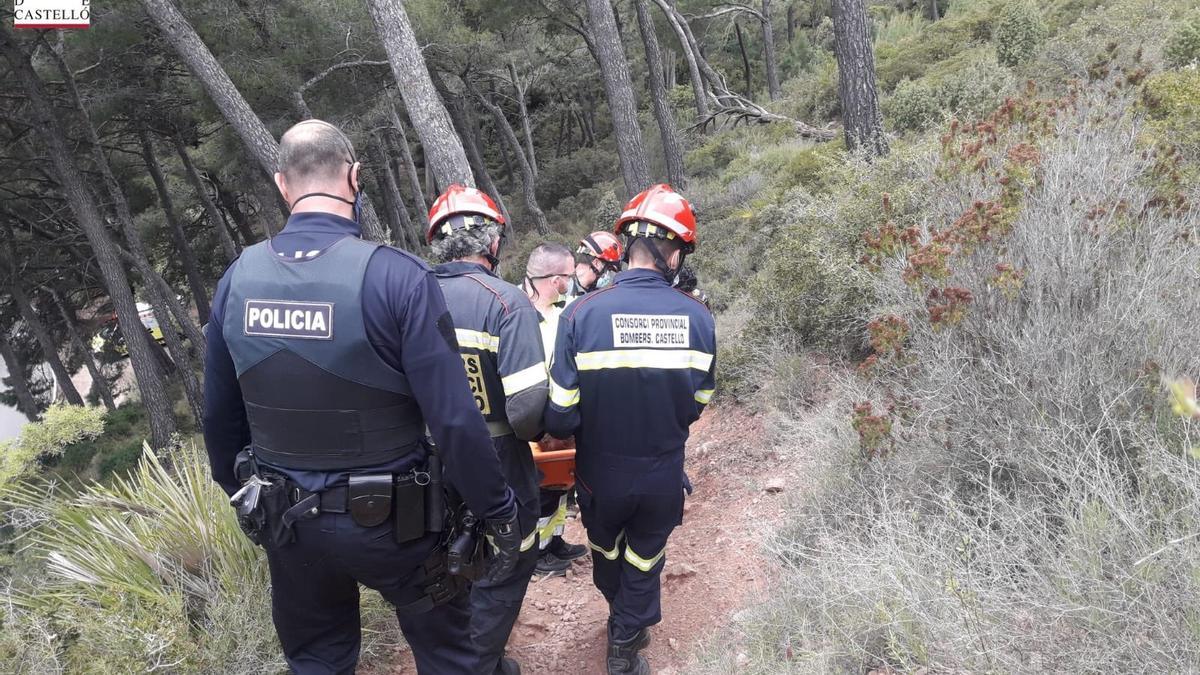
[433, 261, 548, 442]
[203, 212, 514, 519]
[544, 268, 717, 494]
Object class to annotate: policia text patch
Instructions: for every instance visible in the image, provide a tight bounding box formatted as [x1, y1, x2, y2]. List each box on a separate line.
[244, 300, 333, 339]
[611, 314, 690, 348]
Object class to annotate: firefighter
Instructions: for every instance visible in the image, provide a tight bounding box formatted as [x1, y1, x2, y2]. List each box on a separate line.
[202, 120, 522, 674]
[568, 231, 624, 298]
[545, 185, 716, 675]
[427, 185, 548, 675]
[523, 243, 587, 576]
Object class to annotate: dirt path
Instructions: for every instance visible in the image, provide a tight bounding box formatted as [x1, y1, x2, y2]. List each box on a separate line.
[386, 405, 792, 674]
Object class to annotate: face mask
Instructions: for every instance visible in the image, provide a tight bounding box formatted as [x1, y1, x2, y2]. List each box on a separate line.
[595, 270, 616, 289]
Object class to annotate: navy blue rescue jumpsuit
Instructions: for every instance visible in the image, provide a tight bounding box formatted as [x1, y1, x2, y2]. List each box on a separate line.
[204, 213, 516, 674]
[434, 261, 547, 674]
[545, 268, 716, 641]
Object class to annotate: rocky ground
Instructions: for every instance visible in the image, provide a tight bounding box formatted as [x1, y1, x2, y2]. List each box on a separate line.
[384, 404, 796, 674]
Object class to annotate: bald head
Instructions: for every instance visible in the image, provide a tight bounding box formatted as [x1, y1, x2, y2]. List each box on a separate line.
[278, 120, 356, 189]
[275, 120, 360, 215]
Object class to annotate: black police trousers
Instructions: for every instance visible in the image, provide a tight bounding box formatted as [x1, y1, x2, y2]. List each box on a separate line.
[576, 472, 684, 642]
[265, 512, 473, 674]
[469, 434, 540, 674]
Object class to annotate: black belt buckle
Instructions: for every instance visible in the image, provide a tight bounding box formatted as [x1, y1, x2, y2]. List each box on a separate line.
[348, 474, 392, 527]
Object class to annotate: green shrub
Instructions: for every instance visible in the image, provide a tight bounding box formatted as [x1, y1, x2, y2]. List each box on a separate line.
[97, 440, 144, 480]
[1164, 14, 1200, 68]
[938, 53, 1015, 120]
[1141, 68, 1200, 161]
[0, 405, 106, 482]
[535, 146, 617, 210]
[686, 134, 741, 179]
[994, 1, 1048, 66]
[887, 78, 940, 130]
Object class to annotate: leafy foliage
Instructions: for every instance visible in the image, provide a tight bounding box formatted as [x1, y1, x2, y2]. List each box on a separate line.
[1164, 13, 1200, 67]
[994, 1, 1048, 66]
[0, 405, 106, 483]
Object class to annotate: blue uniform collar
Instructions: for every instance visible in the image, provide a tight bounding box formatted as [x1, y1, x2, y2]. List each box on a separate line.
[613, 268, 669, 287]
[434, 260, 497, 279]
[278, 211, 362, 237]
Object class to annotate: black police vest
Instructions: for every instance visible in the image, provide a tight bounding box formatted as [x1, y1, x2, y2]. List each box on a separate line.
[223, 236, 423, 470]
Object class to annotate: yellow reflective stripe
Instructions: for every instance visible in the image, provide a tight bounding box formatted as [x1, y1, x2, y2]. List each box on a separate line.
[623, 543, 666, 572]
[537, 497, 569, 544]
[501, 363, 548, 396]
[549, 377, 580, 408]
[455, 328, 499, 352]
[486, 529, 538, 553]
[694, 388, 715, 404]
[520, 530, 538, 552]
[575, 349, 713, 372]
[588, 531, 624, 560]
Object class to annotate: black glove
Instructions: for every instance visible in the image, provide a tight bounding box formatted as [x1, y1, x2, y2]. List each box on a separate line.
[683, 472, 694, 496]
[484, 512, 523, 583]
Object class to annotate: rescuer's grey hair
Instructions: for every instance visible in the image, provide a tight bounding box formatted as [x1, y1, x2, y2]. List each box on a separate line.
[278, 119, 356, 187]
[430, 222, 504, 264]
[526, 243, 573, 277]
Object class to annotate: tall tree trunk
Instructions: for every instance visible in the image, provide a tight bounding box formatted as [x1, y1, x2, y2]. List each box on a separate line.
[50, 289, 116, 412]
[506, 61, 539, 179]
[787, 1, 796, 43]
[476, 95, 551, 236]
[652, 0, 709, 123]
[365, 0, 474, 188]
[831, 0, 888, 156]
[497, 133, 517, 193]
[370, 133, 414, 250]
[555, 108, 568, 157]
[0, 335, 39, 421]
[734, 20, 753, 96]
[930, 0, 940, 21]
[387, 103, 429, 220]
[48, 42, 207, 360]
[635, 0, 686, 188]
[212, 174, 259, 245]
[139, 131, 212, 324]
[586, 0, 652, 198]
[1, 27, 177, 448]
[139, 0, 278, 182]
[139, 0, 388, 242]
[432, 71, 511, 224]
[664, 47, 677, 89]
[762, 0, 782, 101]
[2, 274, 84, 407]
[173, 135, 239, 262]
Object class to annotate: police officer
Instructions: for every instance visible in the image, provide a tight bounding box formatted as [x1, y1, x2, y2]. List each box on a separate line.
[202, 120, 522, 674]
[545, 185, 716, 675]
[426, 185, 548, 675]
[523, 243, 587, 576]
[568, 231, 624, 298]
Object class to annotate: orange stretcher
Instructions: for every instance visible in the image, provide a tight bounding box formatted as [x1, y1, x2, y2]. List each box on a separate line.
[530, 438, 576, 490]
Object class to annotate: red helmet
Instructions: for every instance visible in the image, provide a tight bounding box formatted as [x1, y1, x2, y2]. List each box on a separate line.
[577, 231, 623, 264]
[613, 184, 697, 249]
[426, 184, 506, 244]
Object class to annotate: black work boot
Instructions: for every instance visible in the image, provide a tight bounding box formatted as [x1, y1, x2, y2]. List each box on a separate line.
[606, 622, 651, 675]
[548, 536, 588, 561]
[496, 655, 521, 675]
[534, 550, 571, 576]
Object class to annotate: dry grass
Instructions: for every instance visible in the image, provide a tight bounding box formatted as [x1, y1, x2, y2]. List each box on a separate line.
[698, 82, 1200, 673]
